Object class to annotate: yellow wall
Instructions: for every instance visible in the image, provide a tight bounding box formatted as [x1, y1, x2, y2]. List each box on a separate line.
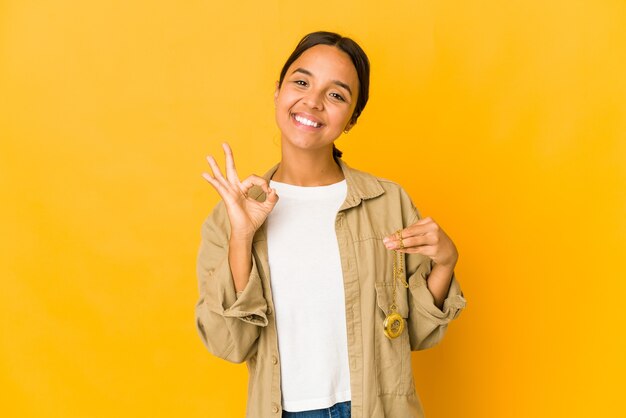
[1, 1, 624, 417]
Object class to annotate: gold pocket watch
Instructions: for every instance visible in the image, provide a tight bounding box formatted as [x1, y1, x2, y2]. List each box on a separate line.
[384, 229, 409, 339]
[383, 311, 405, 339]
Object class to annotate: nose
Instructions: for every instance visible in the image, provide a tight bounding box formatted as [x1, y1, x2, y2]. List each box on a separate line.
[303, 89, 324, 110]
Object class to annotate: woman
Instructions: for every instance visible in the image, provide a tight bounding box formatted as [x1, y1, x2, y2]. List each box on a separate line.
[196, 31, 466, 418]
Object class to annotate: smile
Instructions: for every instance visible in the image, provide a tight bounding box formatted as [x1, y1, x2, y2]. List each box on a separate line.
[292, 113, 323, 128]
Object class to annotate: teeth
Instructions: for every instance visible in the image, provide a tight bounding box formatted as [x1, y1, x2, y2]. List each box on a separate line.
[294, 114, 321, 127]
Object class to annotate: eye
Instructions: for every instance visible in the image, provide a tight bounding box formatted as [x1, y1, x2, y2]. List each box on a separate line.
[330, 92, 345, 102]
[294, 80, 308, 87]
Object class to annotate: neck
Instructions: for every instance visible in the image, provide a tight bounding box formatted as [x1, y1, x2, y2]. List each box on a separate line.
[272, 145, 344, 186]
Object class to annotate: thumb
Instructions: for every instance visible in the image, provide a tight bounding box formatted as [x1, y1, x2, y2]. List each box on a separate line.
[264, 187, 279, 209]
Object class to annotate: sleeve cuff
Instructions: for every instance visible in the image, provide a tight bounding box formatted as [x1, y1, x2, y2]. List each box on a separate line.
[410, 272, 466, 325]
[206, 255, 268, 327]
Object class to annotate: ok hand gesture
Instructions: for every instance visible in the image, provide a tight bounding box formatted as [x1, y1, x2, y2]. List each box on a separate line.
[202, 143, 279, 241]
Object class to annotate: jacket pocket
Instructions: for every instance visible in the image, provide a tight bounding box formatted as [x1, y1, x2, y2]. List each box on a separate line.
[375, 282, 409, 319]
[373, 282, 414, 395]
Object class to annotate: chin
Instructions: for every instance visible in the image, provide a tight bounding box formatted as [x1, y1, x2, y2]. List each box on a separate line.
[282, 136, 334, 154]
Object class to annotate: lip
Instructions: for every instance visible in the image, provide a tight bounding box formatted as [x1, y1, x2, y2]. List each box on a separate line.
[291, 112, 324, 130]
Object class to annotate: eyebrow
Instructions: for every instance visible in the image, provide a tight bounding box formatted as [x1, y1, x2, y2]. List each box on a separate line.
[291, 67, 353, 97]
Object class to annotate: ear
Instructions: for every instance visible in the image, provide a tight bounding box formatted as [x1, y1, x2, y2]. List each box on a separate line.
[343, 119, 356, 133]
[274, 81, 280, 105]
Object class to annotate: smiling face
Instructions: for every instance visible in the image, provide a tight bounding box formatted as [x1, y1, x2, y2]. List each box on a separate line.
[274, 44, 360, 155]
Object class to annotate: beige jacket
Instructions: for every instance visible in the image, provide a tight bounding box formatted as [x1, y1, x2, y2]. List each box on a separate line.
[195, 160, 466, 418]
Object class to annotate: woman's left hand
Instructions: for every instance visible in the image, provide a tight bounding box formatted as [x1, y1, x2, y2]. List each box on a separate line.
[383, 217, 458, 269]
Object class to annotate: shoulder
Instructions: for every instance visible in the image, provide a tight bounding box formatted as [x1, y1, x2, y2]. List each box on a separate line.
[343, 161, 413, 201]
[342, 161, 420, 221]
[376, 176, 407, 194]
[374, 176, 419, 217]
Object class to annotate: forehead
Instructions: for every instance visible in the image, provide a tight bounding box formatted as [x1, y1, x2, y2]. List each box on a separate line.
[287, 44, 359, 89]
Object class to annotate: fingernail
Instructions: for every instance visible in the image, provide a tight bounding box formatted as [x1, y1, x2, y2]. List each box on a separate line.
[383, 237, 389, 243]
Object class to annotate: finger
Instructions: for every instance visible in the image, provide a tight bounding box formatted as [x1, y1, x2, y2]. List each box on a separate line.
[222, 143, 241, 185]
[201, 172, 230, 198]
[382, 226, 420, 245]
[385, 233, 438, 249]
[413, 216, 434, 226]
[384, 233, 436, 250]
[206, 155, 231, 190]
[240, 174, 271, 195]
[397, 245, 436, 257]
[263, 186, 280, 209]
[403, 219, 438, 238]
[385, 219, 437, 242]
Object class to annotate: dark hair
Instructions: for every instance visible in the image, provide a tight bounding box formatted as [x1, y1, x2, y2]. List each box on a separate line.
[278, 31, 370, 159]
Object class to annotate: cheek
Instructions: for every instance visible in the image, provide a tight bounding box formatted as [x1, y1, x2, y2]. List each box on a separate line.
[331, 106, 354, 126]
[274, 97, 294, 125]
[276, 93, 296, 113]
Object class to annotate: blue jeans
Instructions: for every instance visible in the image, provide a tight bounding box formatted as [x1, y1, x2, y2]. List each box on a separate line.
[282, 401, 351, 418]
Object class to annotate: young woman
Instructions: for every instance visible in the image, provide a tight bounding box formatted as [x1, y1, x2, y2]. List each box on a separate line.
[196, 31, 466, 418]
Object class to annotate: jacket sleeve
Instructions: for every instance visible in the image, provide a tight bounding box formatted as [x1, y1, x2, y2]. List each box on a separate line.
[195, 201, 269, 363]
[399, 189, 467, 351]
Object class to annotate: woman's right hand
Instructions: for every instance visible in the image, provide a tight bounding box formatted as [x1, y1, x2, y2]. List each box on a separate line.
[202, 143, 279, 241]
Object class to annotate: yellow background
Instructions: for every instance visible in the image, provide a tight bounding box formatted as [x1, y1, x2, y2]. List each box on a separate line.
[1, 0, 625, 417]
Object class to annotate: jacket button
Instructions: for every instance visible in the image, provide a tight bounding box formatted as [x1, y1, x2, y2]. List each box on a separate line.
[272, 404, 279, 413]
[272, 356, 278, 365]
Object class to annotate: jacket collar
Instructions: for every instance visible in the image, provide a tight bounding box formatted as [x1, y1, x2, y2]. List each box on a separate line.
[257, 159, 385, 210]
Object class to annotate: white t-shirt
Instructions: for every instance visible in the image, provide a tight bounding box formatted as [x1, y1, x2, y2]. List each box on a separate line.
[266, 179, 351, 412]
